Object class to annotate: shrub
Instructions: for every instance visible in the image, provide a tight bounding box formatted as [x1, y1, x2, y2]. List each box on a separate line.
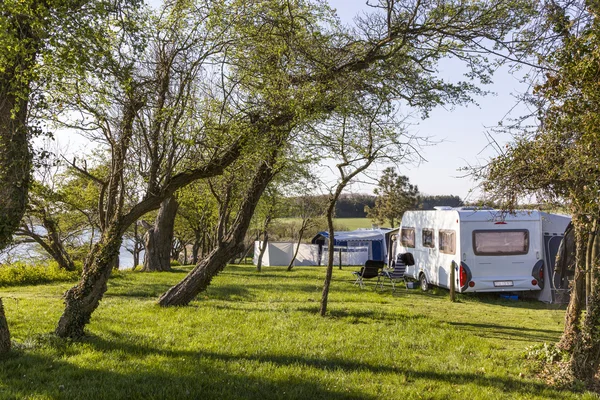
[0, 262, 81, 287]
[169, 260, 181, 267]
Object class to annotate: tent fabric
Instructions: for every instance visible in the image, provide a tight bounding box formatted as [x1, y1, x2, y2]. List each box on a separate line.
[312, 229, 392, 262]
[253, 242, 320, 266]
[323, 246, 369, 266]
[294, 244, 320, 266]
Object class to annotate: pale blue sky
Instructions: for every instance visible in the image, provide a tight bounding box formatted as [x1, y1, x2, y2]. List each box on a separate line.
[325, 0, 528, 201]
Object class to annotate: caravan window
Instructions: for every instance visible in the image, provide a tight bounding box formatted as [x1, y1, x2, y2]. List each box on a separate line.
[439, 230, 456, 254]
[422, 229, 434, 248]
[473, 230, 529, 256]
[401, 228, 415, 248]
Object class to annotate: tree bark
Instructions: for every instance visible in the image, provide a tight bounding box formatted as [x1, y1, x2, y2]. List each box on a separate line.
[0, 75, 33, 252]
[287, 223, 307, 271]
[256, 233, 268, 272]
[55, 222, 122, 338]
[158, 155, 277, 307]
[319, 197, 337, 316]
[192, 231, 201, 264]
[569, 219, 600, 383]
[142, 196, 179, 272]
[558, 221, 587, 352]
[0, 299, 11, 354]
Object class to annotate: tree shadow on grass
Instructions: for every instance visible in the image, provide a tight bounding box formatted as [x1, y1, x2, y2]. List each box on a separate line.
[447, 321, 562, 343]
[0, 347, 371, 400]
[105, 282, 178, 299]
[30, 332, 575, 400]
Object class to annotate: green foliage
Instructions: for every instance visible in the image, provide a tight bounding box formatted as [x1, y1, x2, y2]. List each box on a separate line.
[0, 265, 593, 399]
[169, 260, 181, 267]
[0, 261, 81, 287]
[365, 167, 419, 227]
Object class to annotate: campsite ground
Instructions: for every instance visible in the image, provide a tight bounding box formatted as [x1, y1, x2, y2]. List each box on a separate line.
[0, 265, 594, 399]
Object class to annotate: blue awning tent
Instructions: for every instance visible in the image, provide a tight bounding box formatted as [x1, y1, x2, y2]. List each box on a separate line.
[311, 228, 397, 262]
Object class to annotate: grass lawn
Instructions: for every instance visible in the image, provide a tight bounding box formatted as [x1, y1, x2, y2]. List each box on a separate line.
[333, 218, 392, 230]
[0, 265, 594, 399]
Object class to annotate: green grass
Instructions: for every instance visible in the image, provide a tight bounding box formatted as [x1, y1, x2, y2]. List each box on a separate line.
[334, 218, 392, 230]
[0, 265, 594, 399]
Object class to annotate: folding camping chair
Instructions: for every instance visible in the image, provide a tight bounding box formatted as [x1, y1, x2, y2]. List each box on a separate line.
[352, 260, 384, 289]
[377, 259, 407, 292]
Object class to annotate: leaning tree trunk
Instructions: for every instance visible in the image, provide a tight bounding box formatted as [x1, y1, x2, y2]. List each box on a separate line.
[55, 222, 123, 338]
[142, 196, 179, 272]
[158, 157, 276, 307]
[558, 221, 587, 352]
[287, 222, 307, 271]
[43, 217, 76, 271]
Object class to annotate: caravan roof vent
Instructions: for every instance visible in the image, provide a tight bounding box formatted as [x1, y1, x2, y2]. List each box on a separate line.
[434, 206, 453, 210]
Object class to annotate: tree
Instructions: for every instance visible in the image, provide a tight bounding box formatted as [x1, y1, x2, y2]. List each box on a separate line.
[286, 183, 326, 271]
[0, 0, 128, 251]
[53, 1, 244, 338]
[158, 0, 538, 308]
[142, 196, 179, 272]
[479, 0, 600, 384]
[365, 167, 418, 228]
[176, 182, 220, 265]
[316, 103, 417, 316]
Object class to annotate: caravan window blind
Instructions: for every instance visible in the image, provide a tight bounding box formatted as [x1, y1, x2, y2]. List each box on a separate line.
[439, 230, 456, 254]
[473, 230, 529, 256]
[422, 229, 434, 248]
[401, 228, 415, 248]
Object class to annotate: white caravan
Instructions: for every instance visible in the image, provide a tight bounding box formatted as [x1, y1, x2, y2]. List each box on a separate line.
[395, 208, 571, 302]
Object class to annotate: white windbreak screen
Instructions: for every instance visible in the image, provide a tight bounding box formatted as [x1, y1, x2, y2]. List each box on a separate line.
[473, 230, 529, 255]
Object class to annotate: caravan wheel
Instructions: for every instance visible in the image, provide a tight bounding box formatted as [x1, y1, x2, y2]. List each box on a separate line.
[419, 273, 429, 292]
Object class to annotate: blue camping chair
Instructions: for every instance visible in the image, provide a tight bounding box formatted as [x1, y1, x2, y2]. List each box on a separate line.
[353, 260, 385, 289]
[377, 258, 407, 292]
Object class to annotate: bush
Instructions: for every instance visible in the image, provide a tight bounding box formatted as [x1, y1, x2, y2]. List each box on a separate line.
[0, 262, 81, 287]
[169, 260, 181, 267]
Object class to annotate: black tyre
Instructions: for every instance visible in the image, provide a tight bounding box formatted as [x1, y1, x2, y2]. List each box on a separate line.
[419, 273, 429, 292]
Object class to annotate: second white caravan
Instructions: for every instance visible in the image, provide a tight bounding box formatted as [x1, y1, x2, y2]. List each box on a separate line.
[394, 208, 570, 302]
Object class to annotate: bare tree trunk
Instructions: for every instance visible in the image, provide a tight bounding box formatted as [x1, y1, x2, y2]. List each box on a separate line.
[55, 222, 122, 338]
[0, 299, 10, 354]
[569, 219, 600, 383]
[23, 226, 76, 271]
[558, 221, 587, 351]
[192, 231, 201, 264]
[287, 222, 307, 271]
[142, 196, 179, 272]
[320, 199, 336, 316]
[586, 221, 596, 307]
[237, 240, 254, 264]
[256, 233, 268, 272]
[158, 156, 277, 307]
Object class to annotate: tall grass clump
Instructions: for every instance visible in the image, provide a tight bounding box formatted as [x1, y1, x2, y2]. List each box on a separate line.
[0, 261, 81, 287]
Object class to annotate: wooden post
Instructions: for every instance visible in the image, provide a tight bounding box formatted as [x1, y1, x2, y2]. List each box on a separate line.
[338, 247, 342, 270]
[450, 261, 456, 302]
